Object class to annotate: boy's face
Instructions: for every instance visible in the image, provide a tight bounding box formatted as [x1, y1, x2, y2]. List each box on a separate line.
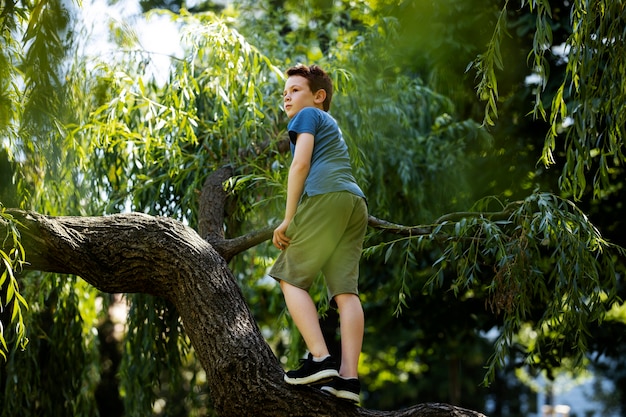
[283, 75, 325, 118]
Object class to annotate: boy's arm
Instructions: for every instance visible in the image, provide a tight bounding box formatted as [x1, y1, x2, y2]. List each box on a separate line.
[285, 133, 314, 222]
[272, 132, 314, 250]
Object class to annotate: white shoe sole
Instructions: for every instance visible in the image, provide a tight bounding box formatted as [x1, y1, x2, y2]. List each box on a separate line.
[283, 369, 339, 385]
[320, 386, 360, 403]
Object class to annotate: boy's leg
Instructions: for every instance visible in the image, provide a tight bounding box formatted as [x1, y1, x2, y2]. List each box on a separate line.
[321, 293, 363, 403]
[320, 194, 367, 379]
[333, 293, 364, 378]
[280, 280, 330, 359]
[281, 280, 339, 385]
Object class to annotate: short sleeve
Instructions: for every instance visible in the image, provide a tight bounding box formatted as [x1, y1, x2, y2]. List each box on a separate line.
[288, 108, 320, 144]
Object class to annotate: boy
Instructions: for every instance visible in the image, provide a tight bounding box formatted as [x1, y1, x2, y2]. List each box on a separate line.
[269, 64, 368, 404]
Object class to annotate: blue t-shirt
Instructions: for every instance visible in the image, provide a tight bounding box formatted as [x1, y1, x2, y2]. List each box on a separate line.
[288, 107, 365, 199]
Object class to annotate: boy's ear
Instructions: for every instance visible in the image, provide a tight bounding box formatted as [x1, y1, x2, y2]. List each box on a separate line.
[313, 89, 326, 104]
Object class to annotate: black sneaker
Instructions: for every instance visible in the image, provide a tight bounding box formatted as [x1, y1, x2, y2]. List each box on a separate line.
[321, 377, 361, 403]
[284, 353, 339, 385]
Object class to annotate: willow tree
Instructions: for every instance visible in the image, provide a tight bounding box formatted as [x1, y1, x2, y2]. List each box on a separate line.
[1, 1, 625, 416]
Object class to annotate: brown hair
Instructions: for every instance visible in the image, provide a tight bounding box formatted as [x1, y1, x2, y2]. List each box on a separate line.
[286, 64, 333, 111]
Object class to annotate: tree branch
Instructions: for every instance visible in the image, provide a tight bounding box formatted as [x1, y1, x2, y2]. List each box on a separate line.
[367, 215, 432, 236]
[208, 225, 275, 262]
[434, 202, 522, 224]
[198, 164, 234, 242]
[360, 403, 486, 416]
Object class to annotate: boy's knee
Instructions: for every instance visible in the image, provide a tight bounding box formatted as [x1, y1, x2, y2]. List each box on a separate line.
[333, 293, 361, 307]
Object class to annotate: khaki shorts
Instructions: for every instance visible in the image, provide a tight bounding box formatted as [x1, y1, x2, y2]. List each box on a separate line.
[269, 191, 368, 299]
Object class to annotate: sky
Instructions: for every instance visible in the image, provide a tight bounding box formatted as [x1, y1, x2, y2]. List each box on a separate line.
[78, 0, 183, 84]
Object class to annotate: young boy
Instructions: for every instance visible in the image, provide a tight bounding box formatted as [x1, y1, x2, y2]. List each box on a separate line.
[269, 64, 368, 403]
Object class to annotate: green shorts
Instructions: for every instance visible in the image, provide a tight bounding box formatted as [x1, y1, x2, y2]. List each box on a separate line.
[269, 191, 368, 299]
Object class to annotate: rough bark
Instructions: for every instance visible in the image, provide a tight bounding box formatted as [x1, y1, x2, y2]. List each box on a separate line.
[0, 167, 488, 417]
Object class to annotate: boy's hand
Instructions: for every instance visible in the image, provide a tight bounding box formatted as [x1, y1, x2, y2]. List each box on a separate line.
[272, 220, 291, 250]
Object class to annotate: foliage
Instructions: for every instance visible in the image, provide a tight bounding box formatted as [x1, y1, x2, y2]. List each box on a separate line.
[364, 191, 623, 385]
[0, 207, 28, 361]
[1, 275, 101, 417]
[471, 0, 626, 200]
